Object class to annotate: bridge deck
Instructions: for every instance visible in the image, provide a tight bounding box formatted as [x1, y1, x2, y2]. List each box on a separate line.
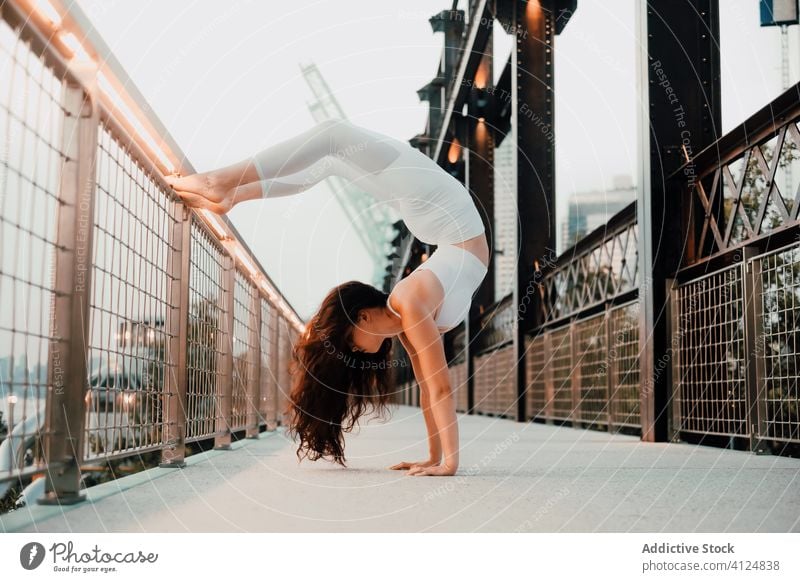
[3, 406, 799, 533]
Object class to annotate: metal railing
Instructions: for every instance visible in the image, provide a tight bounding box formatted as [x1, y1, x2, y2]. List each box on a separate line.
[426, 82, 800, 452]
[448, 323, 469, 413]
[459, 204, 641, 428]
[471, 294, 516, 418]
[670, 224, 800, 451]
[0, 0, 304, 507]
[675, 83, 800, 266]
[667, 82, 800, 451]
[537, 202, 639, 325]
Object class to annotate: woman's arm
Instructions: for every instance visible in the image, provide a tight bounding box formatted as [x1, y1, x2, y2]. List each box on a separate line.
[399, 301, 460, 476]
[387, 332, 442, 469]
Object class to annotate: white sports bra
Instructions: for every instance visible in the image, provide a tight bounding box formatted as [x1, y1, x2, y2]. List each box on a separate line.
[385, 244, 488, 334]
[386, 292, 449, 334]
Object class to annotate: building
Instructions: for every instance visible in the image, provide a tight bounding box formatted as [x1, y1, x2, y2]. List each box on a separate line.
[560, 174, 636, 252]
[493, 126, 517, 302]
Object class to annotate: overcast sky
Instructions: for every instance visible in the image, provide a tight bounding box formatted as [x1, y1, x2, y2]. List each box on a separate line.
[74, 0, 797, 319]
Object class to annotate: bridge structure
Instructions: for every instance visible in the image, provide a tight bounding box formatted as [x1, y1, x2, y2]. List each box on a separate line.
[0, 0, 799, 534]
[394, 0, 800, 461]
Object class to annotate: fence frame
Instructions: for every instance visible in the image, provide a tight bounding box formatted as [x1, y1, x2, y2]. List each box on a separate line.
[247, 288, 262, 439]
[214, 255, 235, 451]
[160, 205, 192, 469]
[39, 63, 100, 505]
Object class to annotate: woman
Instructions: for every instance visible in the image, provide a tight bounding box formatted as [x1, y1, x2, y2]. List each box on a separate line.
[166, 118, 489, 477]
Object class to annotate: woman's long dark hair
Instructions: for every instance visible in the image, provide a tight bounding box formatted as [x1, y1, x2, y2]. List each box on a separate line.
[284, 280, 396, 467]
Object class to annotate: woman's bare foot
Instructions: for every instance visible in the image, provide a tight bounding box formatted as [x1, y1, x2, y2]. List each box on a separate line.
[173, 189, 233, 215]
[164, 173, 226, 205]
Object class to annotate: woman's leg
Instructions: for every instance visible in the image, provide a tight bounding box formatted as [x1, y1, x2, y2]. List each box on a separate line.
[165, 119, 401, 202]
[173, 153, 344, 213]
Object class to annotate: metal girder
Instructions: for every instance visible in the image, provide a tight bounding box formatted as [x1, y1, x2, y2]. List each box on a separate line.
[635, 0, 721, 442]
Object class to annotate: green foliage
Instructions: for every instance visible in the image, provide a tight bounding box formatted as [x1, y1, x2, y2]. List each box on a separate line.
[0, 483, 22, 514]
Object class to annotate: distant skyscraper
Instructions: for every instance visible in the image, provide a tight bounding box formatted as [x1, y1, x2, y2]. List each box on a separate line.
[493, 126, 517, 303]
[560, 175, 636, 253]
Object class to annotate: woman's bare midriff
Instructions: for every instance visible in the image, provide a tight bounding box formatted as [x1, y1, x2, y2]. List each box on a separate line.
[452, 232, 490, 268]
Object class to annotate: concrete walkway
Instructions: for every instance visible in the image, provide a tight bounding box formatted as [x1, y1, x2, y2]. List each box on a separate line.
[2, 405, 799, 532]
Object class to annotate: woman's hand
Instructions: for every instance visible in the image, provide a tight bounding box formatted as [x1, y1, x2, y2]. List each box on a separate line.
[388, 459, 440, 471]
[407, 464, 457, 477]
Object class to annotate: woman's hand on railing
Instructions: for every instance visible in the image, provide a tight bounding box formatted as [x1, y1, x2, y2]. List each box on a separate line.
[388, 458, 439, 471]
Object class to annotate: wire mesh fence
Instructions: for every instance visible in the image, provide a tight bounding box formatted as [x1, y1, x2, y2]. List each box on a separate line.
[672, 242, 800, 446]
[84, 126, 178, 461]
[674, 263, 748, 437]
[185, 219, 227, 442]
[0, 16, 64, 485]
[756, 243, 800, 443]
[0, 4, 303, 507]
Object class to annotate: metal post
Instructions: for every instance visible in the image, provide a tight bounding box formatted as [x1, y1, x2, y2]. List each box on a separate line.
[276, 316, 289, 427]
[466, 317, 474, 414]
[606, 306, 616, 433]
[464, 97, 498, 418]
[215, 255, 235, 449]
[635, 0, 721, 442]
[570, 322, 581, 426]
[543, 331, 554, 423]
[246, 287, 262, 439]
[742, 248, 769, 453]
[511, 0, 558, 428]
[39, 63, 99, 505]
[666, 277, 682, 443]
[467, 114, 496, 310]
[266, 303, 280, 430]
[160, 204, 191, 468]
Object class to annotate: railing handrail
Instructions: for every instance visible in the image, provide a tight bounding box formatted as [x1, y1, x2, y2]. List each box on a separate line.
[468, 197, 638, 341]
[542, 200, 637, 277]
[668, 81, 800, 182]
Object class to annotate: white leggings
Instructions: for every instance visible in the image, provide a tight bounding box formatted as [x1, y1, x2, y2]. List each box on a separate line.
[249, 118, 404, 198]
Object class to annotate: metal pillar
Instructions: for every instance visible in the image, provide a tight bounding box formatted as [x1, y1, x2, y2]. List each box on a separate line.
[569, 322, 581, 425]
[275, 318, 288, 427]
[635, 0, 721, 441]
[511, 0, 558, 423]
[266, 304, 280, 430]
[605, 308, 616, 433]
[464, 46, 496, 417]
[160, 205, 191, 468]
[742, 247, 769, 453]
[39, 63, 99, 505]
[246, 289, 262, 439]
[467, 116, 496, 309]
[215, 256, 235, 449]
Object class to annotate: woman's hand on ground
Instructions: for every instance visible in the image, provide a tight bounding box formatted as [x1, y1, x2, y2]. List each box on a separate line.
[407, 464, 457, 477]
[388, 459, 439, 471]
